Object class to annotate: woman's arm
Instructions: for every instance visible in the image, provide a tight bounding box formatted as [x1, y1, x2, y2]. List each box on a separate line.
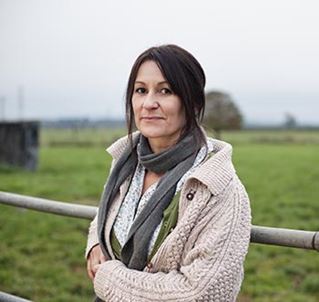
[85, 157, 117, 259]
[87, 244, 107, 281]
[85, 212, 99, 258]
[93, 180, 251, 302]
[86, 212, 109, 280]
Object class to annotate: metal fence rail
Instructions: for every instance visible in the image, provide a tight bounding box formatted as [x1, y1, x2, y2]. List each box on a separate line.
[0, 190, 97, 219]
[0, 191, 318, 251]
[0, 291, 32, 302]
[0, 190, 318, 301]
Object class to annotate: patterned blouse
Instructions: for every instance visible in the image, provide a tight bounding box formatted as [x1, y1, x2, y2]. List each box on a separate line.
[113, 140, 214, 256]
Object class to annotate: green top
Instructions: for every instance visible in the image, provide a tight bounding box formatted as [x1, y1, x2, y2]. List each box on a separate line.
[110, 191, 181, 262]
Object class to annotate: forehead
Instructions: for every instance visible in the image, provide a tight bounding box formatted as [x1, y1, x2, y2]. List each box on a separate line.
[135, 60, 166, 82]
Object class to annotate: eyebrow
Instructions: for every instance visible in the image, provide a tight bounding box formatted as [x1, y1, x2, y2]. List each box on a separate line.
[134, 80, 169, 85]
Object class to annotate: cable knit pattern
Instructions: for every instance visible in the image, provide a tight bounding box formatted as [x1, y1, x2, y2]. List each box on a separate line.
[86, 132, 251, 301]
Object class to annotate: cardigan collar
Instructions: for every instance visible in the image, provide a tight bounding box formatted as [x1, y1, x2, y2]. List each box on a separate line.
[187, 137, 235, 196]
[106, 132, 140, 161]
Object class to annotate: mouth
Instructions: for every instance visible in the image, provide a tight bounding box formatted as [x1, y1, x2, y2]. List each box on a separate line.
[140, 116, 164, 120]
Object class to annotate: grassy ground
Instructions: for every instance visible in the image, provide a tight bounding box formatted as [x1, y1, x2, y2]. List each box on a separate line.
[233, 144, 319, 302]
[0, 129, 319, 301]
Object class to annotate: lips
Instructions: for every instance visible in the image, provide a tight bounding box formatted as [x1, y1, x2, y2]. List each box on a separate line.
[140, 116, 163, 120]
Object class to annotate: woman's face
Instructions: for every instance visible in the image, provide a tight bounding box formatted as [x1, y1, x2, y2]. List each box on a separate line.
[132, 60, 186, 146]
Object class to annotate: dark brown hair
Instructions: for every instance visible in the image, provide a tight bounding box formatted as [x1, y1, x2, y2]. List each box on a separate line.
[125, 44, 206, 147]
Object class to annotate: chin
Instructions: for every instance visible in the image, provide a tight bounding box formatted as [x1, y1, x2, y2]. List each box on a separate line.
[139, 128, 164, 139]
[138, 127, 182, 144]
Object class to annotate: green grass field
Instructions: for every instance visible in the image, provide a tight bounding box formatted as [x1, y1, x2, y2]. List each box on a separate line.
[0, 129, 319, 301]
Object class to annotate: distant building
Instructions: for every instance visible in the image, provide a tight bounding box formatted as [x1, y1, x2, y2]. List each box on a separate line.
[0, 121, 39, 171]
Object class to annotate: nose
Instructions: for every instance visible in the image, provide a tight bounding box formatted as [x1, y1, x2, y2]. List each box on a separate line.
[142, 92, 159, 109]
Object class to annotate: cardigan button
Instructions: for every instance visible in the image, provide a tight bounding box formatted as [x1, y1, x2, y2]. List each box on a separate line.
[186, 192, 195, 200]
[147, 262, 153, 269]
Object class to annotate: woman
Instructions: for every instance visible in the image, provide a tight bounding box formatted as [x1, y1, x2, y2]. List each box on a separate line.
[86, 44, 251, 301]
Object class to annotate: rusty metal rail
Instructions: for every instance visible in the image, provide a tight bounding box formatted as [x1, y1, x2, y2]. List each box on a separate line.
[0, 190, 318, 251]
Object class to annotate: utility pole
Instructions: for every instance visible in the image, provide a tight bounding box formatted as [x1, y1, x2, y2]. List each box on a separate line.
[18, 85, 24, 120]
[0, 96, 5, 121]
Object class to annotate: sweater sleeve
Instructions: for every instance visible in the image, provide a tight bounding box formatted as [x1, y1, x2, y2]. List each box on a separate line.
[85, 210, 99, 258]
[85, 158, 117, 258]
[93, 180, 251, 302]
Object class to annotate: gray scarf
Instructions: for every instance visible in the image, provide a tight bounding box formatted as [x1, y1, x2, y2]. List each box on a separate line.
[97, 132, 200, 271]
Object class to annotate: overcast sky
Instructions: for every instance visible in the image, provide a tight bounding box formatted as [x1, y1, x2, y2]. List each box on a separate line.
[0, 0, 318, 124]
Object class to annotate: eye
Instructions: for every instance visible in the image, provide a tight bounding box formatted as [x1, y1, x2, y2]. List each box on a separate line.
[160, 88, 172, 95]
[135, 87, 147, 94]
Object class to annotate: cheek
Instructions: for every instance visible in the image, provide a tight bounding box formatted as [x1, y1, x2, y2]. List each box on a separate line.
[130, 99, 139, 127]
[131, 98, 140, 115]
[177, 113, 186, 129]
[172, 104, 186, 127]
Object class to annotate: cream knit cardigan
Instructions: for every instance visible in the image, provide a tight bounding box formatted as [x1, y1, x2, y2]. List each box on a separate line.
[86, 134, 251, 302]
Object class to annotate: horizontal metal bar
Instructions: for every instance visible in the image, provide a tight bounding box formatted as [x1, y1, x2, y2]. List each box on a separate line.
[0, 291, 32, 302]
[0, 191, 318, 251]
[251, 225, 318, 251]
[0, 191, 97, 219]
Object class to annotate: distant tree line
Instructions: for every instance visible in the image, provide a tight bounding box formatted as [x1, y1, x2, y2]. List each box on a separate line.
[41, 118, 125, 129]
[203, 90, 243, 139]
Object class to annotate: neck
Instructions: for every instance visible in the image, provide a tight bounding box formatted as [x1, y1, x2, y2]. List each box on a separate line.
[147, 137, 179, 153]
